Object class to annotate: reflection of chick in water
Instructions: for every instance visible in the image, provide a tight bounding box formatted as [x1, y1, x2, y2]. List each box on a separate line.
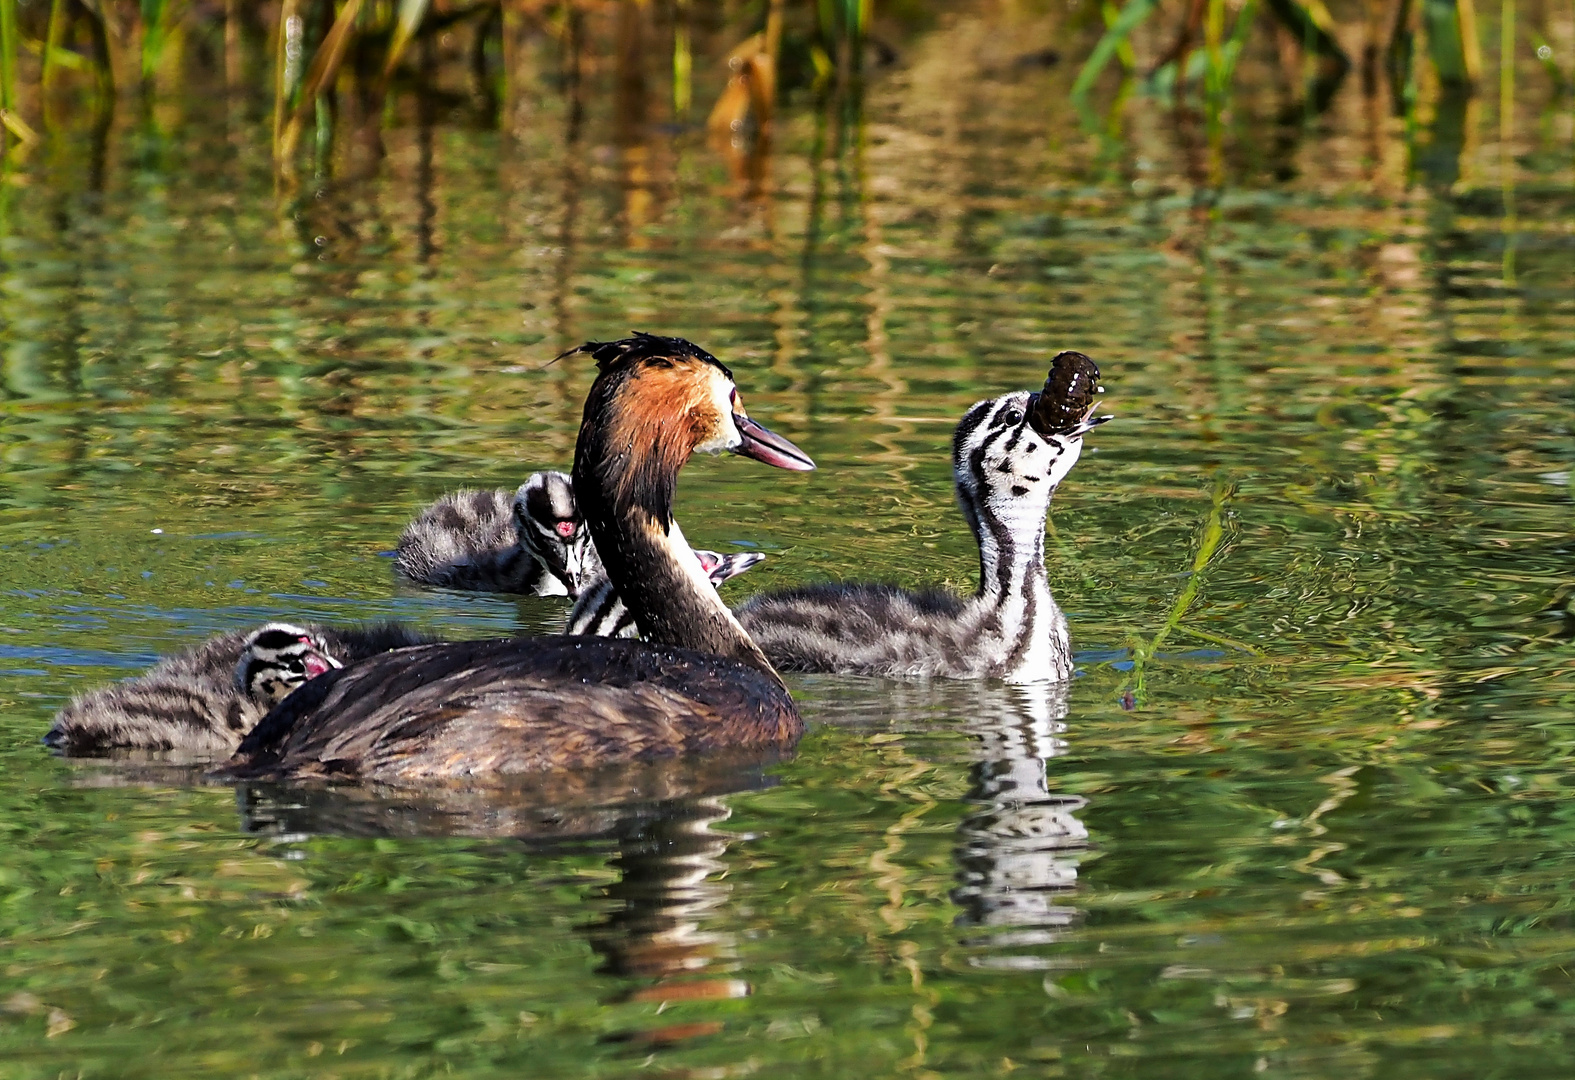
[950, 682, 1089, 960]
[588, 799, 750, 1047]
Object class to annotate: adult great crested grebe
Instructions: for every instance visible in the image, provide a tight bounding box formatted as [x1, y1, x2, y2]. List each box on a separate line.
[46, 622, 436, 755]
[217, 334, 814, 783]
[734, 351, 1109, 682]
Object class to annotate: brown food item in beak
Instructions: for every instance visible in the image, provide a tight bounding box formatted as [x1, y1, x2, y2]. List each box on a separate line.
[1028, 350, 1106, 436]
[733, 415, 816, 472]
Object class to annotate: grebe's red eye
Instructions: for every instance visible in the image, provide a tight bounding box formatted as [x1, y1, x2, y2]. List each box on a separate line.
[554, 520, 576, 539]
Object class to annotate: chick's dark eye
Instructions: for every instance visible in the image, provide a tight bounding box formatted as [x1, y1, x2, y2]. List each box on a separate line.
[1002, 409, 1024, 426]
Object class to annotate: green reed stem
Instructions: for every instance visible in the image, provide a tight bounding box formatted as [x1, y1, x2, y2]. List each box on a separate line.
[383, 0, 432, 83]
[1501, 0, 1517, 286]
[1101, 0, 1137, 71]
[0, 0, 17, 115]
[1124, 480, 1233, 706]
[42, 0, 67, 105]
[274, 0, 305, 163]
[673, 0, 692, 116]
[1422, 0, 1480, 85]
[1072, 0, 1155, 102]
[141, 0, 168, 87]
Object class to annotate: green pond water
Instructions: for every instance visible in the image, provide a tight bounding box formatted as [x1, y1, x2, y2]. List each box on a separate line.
[2, 16, 1574, 1080]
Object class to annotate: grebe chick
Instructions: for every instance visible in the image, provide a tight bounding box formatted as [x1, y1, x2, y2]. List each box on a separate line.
[45, 622, 417, 755]
[396, 473, 757, 615]
[736, 351, 1109, 683]
[395, 471, 596, 597]
[568, 549, 766, 638]
[219, 334, 814, 783]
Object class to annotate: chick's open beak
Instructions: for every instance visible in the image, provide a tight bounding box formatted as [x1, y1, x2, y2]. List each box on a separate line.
[733, 414, 816, 472]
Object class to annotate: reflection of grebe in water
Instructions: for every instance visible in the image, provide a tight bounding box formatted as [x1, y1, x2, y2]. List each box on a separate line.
[589, 798, 754, 1047]
[951, 681, 1088, 966]
[232, 763, 763, 1049]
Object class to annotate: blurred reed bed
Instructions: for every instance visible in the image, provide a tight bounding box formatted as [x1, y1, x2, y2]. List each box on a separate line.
[0, 0, 1567, 187]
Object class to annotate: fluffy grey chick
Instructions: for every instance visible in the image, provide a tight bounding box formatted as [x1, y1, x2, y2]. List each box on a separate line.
[394, 471, 598, 597]
[46, 622, 435, 755]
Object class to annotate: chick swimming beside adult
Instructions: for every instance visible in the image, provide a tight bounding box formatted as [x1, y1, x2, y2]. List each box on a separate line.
[734, 352, 1110, 682]
[46, 622, 436, 755]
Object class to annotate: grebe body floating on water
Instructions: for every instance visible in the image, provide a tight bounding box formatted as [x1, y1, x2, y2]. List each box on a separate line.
[218, 334, 814, 783]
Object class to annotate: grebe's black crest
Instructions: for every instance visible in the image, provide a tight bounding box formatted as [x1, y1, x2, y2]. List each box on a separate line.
[558, 331, 734, 381]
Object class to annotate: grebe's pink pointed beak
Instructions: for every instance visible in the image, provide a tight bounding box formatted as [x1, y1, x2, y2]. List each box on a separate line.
[734, 415, 816, 472]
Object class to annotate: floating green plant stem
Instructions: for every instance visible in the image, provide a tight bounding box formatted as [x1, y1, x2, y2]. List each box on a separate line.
[1122, 480, 1234, 706]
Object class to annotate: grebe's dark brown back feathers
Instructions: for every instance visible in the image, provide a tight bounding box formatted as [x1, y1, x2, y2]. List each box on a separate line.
[225, 638, 797, 782]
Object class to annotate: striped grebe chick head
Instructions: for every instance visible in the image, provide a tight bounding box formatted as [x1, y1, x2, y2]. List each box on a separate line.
[512, 471, 596, 596]
[233, 623, 342, 706]
[952, 351, 1109, 538]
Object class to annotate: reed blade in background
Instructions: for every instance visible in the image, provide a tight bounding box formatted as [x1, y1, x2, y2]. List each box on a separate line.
[277, 0, 367, 178]
[1072, 0, 1156, 103]
[383, 0, 432, 85]
[273, 0, 306, 167]
[0, 0, 22, 147]
[673, 0, 692, 116]
[1261, 0, 1351, 74]
[1422, 0, 1482, 85]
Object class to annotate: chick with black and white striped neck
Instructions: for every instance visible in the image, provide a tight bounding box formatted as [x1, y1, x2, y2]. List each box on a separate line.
[736, 351, 1109, 682]
[567, 548, 766, 638]
[393, 470, 765, 611]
